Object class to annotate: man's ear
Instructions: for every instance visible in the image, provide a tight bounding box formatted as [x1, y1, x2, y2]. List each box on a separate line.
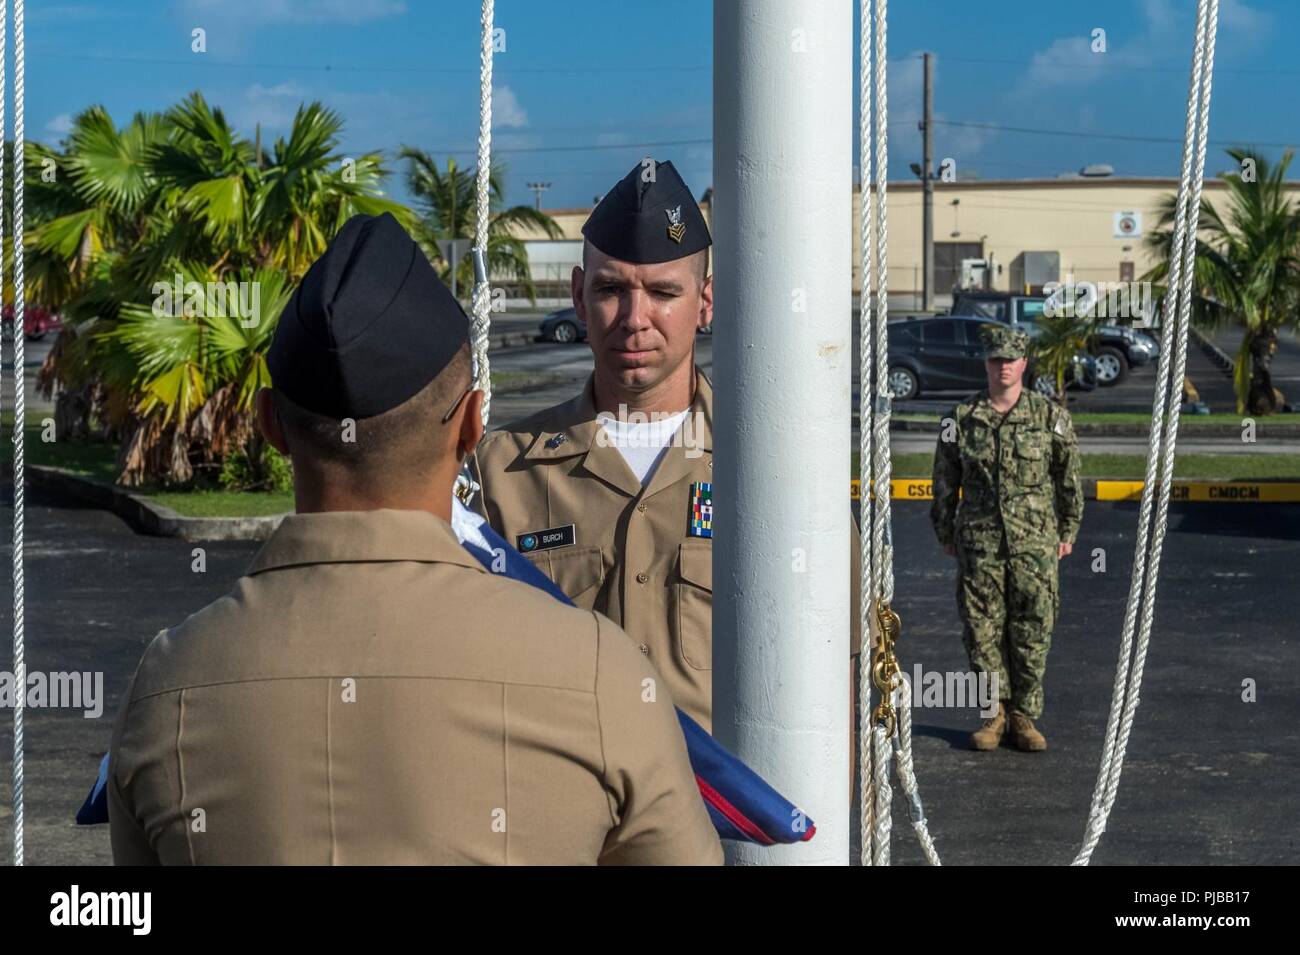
[571, 264, 586, 322]
[256, 388, 291, 455]
[457, 390, 486, 459]
[698, 273, 714, 332]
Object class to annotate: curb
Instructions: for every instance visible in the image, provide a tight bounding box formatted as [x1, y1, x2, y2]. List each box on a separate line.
[11, 463, 285, 542]
[1191, 326, 1235, 376]
[12, 464, 1300, 546]
[487, 330, 539, 351]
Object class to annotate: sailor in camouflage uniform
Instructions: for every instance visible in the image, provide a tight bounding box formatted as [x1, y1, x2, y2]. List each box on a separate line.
[930, 324, 1083, 752]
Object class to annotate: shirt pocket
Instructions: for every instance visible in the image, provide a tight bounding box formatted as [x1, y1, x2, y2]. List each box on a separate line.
[527, 545, 605, 609]
[1015, 433, 1049, 486]
[672, 539, 713, 671]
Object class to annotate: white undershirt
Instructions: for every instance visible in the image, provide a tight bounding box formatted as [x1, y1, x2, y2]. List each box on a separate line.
[597, 409, 691, 485]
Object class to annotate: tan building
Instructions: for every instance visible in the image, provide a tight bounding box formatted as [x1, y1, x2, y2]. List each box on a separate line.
[513, 176, 1299, 308]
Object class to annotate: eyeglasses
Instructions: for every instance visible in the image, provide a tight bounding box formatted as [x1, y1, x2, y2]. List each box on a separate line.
[441, 384, 476, 424]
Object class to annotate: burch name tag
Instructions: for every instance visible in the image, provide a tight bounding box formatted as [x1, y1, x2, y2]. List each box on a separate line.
[689, 482, 713, 539]
[517, 524, 576, 554]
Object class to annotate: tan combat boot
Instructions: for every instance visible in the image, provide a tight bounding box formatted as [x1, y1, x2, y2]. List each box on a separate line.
[1009, 710, 1047, 752]
[970, 703, 1007, 751]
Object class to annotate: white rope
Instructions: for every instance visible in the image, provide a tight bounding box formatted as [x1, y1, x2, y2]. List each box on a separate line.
[893, 676, 942, 865]
[470, 0, 495, 427]
[870, 722, 892, 866]
[857, 0, 941, 867]
[1073, 0, 1218, 866]
[8, 0, 23, 867]
[869, 0, 893, 609]
[855, 0, 875, 868]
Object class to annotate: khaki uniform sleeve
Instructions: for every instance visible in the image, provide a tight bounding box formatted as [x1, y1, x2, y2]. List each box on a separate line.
[592, 613, 723, 866]
[107, 663, 161, 866]
[930, 410, 963, 547]
[1050, 406, 1084, 544]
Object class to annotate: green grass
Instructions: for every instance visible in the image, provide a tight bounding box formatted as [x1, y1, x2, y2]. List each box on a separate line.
[870, 451, 1300, 480]
[147, 490, 294, 518]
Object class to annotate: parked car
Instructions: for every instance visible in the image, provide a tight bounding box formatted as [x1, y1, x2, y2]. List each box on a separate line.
[1, 305, 62, 342]
[950, 290, 1153, 386]
[539, 307, 586, 343]
[886, 314, 1095, 400]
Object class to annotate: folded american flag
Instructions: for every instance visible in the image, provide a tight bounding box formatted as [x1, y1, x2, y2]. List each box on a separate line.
[79, 501, 814, 846]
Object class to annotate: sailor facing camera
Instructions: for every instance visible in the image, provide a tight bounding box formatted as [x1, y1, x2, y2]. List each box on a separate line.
[107, 212, 722, 865]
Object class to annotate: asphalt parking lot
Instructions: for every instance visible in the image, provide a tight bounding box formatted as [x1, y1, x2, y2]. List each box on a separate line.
[0, 491, 1294, 865]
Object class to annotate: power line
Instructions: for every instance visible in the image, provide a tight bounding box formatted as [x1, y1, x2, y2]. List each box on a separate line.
[930, 119, 1299, 150]
[30, 49, 709, 75]
[930, 54, 1300, 77]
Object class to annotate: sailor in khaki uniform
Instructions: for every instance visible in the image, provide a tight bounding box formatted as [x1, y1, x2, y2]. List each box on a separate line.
[474, 161, 861, 734]
[108, 212, 721, 866]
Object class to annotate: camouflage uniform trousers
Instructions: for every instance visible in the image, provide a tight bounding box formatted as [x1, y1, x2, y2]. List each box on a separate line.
[955, 536, 1059, 719]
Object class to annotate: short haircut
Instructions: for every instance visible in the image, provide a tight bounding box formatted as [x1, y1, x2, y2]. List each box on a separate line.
[273, 343, 472, 484]
[583, 241, 709, 287]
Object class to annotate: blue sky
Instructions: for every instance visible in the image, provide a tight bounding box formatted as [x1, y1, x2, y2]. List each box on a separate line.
[23, 0, 1300, 211]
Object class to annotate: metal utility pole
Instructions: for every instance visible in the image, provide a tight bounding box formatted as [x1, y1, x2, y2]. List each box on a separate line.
[526, 181, 552, 210]
[713, 0, 852, 866]
[921, 51, 935, 311]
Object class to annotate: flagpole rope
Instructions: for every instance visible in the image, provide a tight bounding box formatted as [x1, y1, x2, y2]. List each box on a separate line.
[1073, 0, 1218, 866]
[10, 0, 25, 867]
[858, 0, 941, 867]
[470, 0, 495, 428]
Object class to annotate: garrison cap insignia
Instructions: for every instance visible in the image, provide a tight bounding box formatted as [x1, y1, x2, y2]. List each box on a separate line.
[666, 205, 686, 244]
[689, 482, 713, 538]
[545, 433, 568, 450]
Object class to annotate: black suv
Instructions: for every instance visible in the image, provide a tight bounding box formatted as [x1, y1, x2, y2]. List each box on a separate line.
[950, 290, 1157, 386]
[886, 315, 1096, 399]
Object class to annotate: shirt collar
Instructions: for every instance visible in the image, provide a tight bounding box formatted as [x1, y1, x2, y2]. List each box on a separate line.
[247, 508, 484, 576]
[523, 367, 715, 462]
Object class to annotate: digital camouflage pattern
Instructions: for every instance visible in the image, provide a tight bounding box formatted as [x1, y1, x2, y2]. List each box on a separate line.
[979, 323, 1030, 360]
[930, 390, 1083, 718]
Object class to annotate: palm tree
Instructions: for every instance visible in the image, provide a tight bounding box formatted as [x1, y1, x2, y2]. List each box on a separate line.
[398, 148, 561, 302]
[255, 103, 412, 280]
[28, 93, 415, 484]
[1145, 148, 1300, 414]
[1027, 312, 1096, 404]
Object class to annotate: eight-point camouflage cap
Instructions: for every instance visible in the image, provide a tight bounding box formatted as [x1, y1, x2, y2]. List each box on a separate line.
[980, 324, 1030, 360]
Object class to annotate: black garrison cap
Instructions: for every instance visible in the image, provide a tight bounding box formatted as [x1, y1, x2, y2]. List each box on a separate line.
[268, 212, 470, 419]
[581, 159, 711, 264]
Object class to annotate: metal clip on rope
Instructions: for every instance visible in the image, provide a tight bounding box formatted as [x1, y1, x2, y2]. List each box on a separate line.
[870, 601, 903, 737]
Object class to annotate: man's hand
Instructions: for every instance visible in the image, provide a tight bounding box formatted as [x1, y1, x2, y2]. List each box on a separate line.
[1058, 541, 1073, 559]
[943, 543, 956, 557]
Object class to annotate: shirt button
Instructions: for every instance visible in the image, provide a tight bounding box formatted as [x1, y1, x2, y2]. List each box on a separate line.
[638, 644, 650, 655]
[636, 572, 649, 584]
[637, 502, 647, 512]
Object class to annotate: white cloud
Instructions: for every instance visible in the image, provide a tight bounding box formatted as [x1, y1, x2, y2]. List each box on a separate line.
[46, 113, 74, 136]
[887, 51, 997, 171]
[493, 85, 528, 129]
[178, 0, 406, 25]
[226, 81, 311, 133]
